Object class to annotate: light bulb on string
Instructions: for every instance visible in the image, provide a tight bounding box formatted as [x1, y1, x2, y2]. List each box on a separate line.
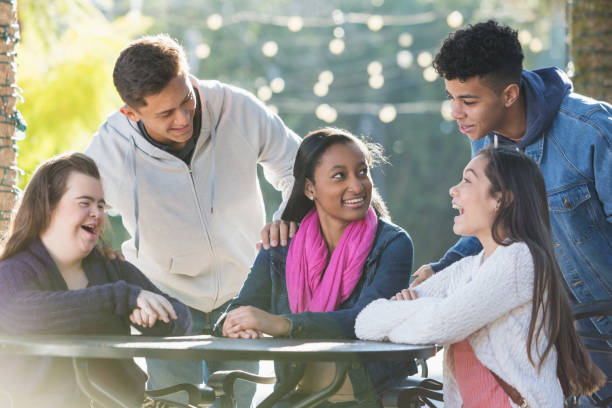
[446, 11, 463, 28]
[518, 30, 532, 45]
[332, 9, 345, 25]
[319, 70, 334, 85]
[367, 61, 383, 76]
[398, 33, 413, 47]
[333, 27, 345, 38]
[529, 38, 543, 53]
[329, 38, 345, 55]
[195, 43, 211, 59]
[313, 82, 329, 97]
[417, 51, 433, 68]
[369, 74, 384, 89]
[379, 105, 397, 123]
[287, 16, 303, 32]
[262, 41, 278, 57]
[423, 66, 438, 82]
[315, 104, 338, 123]
[267, 105, 279, 115]
[270, 78, 285, 93]
[440, 100, 453, 121]
[206, 14, 223, 30]
[367, 15, 384, 32]
[396, 50, 413, 69]
[257, 86, 272, 101]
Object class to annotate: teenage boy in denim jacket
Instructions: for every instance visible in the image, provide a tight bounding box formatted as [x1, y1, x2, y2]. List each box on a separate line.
[409, 20, 612, 405]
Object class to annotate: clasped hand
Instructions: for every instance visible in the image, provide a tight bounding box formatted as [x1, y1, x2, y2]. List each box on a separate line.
[222, 306, 290, 339]
[130, 290, 178, 328]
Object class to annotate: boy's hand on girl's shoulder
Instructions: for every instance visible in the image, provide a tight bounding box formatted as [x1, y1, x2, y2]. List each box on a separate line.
[409, 264, 433, 288]
[256, 220, 298, 251]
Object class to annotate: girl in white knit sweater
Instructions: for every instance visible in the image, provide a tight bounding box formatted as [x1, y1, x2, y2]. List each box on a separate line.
[355, 147, 604, 407]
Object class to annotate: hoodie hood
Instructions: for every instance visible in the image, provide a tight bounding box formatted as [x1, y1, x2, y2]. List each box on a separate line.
[497, 67, 573, 149]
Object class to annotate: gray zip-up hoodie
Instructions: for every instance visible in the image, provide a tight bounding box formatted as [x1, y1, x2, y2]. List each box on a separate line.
[86, 77, 300, 312]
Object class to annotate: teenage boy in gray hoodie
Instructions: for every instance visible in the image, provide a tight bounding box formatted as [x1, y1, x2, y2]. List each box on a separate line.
[85, 34, 300, 406]
[408, 20, 612, 406]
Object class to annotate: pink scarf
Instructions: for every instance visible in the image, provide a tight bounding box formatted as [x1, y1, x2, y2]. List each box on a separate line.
[286, 207, 378, 313]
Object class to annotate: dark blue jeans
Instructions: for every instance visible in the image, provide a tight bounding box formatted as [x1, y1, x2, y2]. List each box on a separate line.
[146, 302, 258, 407]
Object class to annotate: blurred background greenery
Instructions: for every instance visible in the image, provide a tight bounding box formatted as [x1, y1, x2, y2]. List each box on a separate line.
[16, 0, 567, 269]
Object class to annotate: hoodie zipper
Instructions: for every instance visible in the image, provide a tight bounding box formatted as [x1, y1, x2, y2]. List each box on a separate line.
[187, 164, 215, 254]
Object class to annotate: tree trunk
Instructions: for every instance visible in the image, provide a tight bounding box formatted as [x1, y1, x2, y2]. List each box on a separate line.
[0, 0, 22, 247]
[570, 0, 612, 102]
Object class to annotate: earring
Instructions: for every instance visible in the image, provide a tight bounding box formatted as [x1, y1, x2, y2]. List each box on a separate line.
[307, 195, 313, 200]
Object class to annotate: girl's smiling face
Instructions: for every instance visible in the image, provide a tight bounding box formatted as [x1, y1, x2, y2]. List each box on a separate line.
[449, 155, 500, 241]
[42, 172, 106, 259]
[305, 141, 372, 229]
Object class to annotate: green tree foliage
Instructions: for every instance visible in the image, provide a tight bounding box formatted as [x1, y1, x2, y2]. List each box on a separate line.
[16, 0, 151, 186]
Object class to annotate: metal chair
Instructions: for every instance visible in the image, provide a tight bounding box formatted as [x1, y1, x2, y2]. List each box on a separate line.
[382, 357, 443, 408]
[74, 358, 275, 408]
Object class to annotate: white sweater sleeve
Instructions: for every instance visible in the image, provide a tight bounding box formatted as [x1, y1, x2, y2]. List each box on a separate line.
[356, 243, 534, 344]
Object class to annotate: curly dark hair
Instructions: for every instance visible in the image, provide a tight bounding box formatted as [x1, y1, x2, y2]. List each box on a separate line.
[433, 20, 524, 91]
[113, 34, 190, 108]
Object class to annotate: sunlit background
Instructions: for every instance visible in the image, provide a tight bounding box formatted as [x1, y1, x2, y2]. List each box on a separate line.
[17, 0, 567, 269]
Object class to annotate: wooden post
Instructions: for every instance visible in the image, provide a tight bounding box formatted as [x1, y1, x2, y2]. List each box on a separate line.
[0, 0, 23, 247]
[570, 0, 612, 101]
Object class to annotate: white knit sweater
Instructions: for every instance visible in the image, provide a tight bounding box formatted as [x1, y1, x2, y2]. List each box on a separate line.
[355, 242, 563, 407]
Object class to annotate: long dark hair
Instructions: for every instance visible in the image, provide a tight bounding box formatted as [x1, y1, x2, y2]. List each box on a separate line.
[478, 146, 605, 396]
[282, 127, 389, 223]
[1, 152, 101, 261]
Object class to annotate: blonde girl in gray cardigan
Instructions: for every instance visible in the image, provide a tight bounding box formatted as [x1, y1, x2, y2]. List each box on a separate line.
[356, 147, 604, 407]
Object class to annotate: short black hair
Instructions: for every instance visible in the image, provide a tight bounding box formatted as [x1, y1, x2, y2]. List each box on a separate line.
[433, 20, 524, 91]
[113, 34, 190, 108]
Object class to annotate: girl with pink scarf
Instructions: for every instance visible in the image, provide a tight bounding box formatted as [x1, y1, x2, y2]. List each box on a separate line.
[218, 128, 416, 406]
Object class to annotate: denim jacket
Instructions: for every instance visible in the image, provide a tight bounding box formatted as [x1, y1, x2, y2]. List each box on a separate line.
[432, 68, 612, 336]
[218, 218, 416, 403]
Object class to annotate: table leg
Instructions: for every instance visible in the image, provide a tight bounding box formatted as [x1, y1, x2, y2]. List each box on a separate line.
[290, 362, 349, 408]
[256, 362, 306, 408]
[256, 362, 350, 408]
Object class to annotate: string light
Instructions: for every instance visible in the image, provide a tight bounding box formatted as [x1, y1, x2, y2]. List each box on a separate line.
[257, 86, 273, 101]
[379, 105, 397, 123]
[261, 41, 278, 57]
[270, 77, 285, 93]
[367, 15, 384, 32]
[371, 0, 384, 7]
[369, 74, 384, 89]
[267, 105, 279, 115]
[396, 50, 413, 69]
[518, 29, 532, 45]
[287, 16, 303, 32]
[446, 11, 463, 28]
[318, 70, 334, 85]
[440, 100, 453, 121]
[195, 43, 211, 59]
[367, 61, 383, 76]
[398, 32, 413, 47]
[333, 27, 345, 38]
[315, 104, 338, 123]
[417, 51, 433, 68]
[206, 14, 223, 30]
[313, 82, 329, 97]
[331, 9, 345, 25]
[529, 38, 543, 53]
[329, 38, 345, 54]
[423, 66, 438, 82]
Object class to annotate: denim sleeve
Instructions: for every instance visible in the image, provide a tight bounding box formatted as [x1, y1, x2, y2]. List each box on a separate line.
[284, 232, 414, 339]
[592, 106, 612, 223]
[429, 236, 482, 273]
